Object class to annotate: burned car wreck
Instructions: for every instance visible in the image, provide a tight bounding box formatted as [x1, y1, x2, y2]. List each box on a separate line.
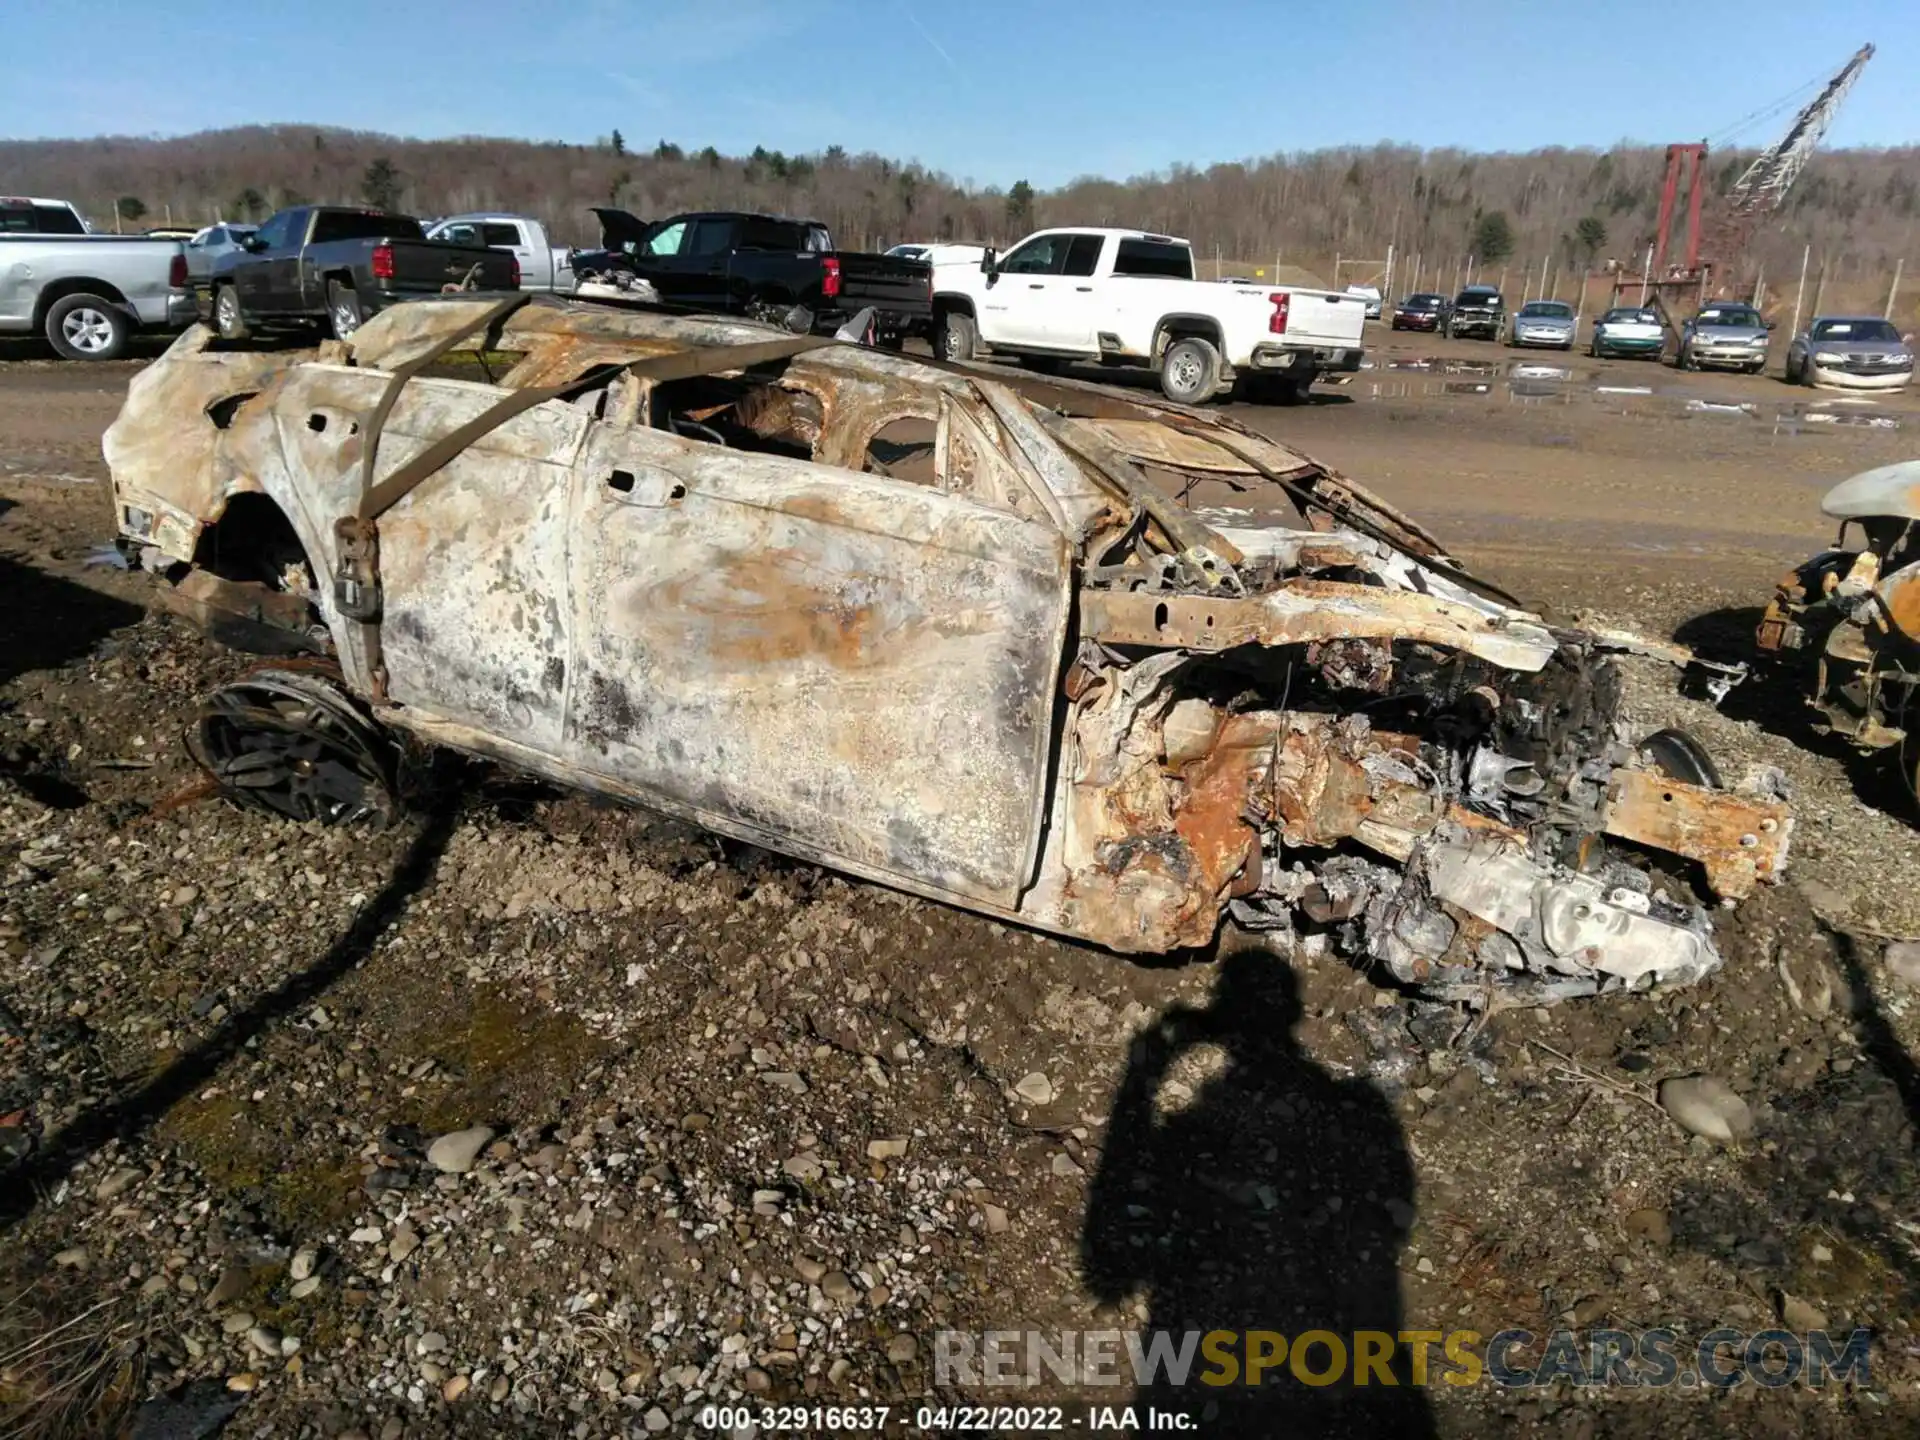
[104, 295, 1793, 1004]
[1757, 458, 1920, 798]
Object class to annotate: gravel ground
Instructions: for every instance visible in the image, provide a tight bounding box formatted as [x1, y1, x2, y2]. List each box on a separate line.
[4, 344, 1920, 1439]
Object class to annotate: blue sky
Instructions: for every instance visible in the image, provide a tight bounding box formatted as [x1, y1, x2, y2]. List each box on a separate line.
[2, 0, 1910, 188]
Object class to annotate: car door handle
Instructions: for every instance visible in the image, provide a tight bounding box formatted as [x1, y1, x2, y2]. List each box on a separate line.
[1028, 283, 1044, 290]
[1075, 286, 1092, 292]
[604, 466, 688, 507]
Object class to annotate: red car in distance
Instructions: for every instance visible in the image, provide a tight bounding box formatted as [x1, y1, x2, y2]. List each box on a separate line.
[1391, 292, 1448, 331]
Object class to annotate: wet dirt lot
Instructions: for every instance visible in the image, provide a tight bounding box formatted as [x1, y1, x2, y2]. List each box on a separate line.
[4, 327, 1920, 1439]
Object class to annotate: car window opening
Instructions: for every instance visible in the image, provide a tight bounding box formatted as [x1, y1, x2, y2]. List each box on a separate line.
[650, 374, 821, 462]
[863, 417, 938, 485]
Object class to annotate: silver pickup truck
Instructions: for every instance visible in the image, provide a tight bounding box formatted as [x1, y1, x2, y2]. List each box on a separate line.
[0, 196, 196, 359]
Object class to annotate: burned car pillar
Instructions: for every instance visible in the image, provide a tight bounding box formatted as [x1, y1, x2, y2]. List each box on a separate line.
[103, 295, 1793, 1006]
[1756, 459, 1920, 795]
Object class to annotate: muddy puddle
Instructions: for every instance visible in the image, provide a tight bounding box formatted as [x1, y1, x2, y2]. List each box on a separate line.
[1363, 359, 1905, 432]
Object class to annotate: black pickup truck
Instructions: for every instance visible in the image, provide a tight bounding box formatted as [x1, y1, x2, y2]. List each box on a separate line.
[573, 209, 931, 339]
[205, 206, 520, 342]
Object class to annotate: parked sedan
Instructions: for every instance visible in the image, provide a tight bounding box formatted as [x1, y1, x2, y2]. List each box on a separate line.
[1678, 302, 1770, 373]
[1345, 283, 1383, 320]
[184, 222, 257, 283]
[1590, 307, 1664, 359]
[1785, 316, 1915, 391]
[1507, 300, 1576, 350]
[1390, 292, 1448, 331]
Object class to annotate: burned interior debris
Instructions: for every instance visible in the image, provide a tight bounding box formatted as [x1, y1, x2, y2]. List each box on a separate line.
[103, 295, 1794, 1004]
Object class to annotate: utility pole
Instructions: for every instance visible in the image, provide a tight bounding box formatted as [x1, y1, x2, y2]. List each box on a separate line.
[1886, 258, 1905, 320]
[1811, 254, 1829, 317]
[1537, 251, 1551, 303]
[1751, 263, 1765, 309]
[1789, 243, 1811, 339]
[1639, 243, 1654, 306]
[1383, 242, 1394, 301]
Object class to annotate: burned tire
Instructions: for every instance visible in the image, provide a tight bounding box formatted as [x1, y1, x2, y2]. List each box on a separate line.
[935, 310, 977, 363]
[212, 284, 250, 342]
[190, 667, 402, 827]
[1158, 335, 1223, 405]
[325, 280, 365, 341]
[44, 293, 129, 361]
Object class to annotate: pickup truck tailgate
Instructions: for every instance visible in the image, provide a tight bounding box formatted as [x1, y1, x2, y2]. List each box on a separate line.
[384, 241, 519, 294]
[836, 252, 932, 317]
[1275, 288, 1366, 348]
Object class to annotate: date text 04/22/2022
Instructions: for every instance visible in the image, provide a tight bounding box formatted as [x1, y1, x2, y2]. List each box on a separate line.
[696, 1404, 1194, 1431]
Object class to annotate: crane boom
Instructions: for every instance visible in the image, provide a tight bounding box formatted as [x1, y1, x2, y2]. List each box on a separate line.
[1727, 44, 1875, 217]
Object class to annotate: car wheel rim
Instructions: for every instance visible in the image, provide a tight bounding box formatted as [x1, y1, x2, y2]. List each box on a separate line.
[1169, 353, 1200, 393]
[61, 307, 114, 353]
[190, 669, 397, 827]
[216, 293, 238, 332]
[333, 301, 360, 337]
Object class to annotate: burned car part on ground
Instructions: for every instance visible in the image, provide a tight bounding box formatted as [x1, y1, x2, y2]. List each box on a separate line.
[1756, 458, 1920, 797]
[104, 295, 1793, 1004]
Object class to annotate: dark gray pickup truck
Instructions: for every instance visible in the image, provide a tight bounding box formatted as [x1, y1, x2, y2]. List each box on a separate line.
[205, 206, 520, 341]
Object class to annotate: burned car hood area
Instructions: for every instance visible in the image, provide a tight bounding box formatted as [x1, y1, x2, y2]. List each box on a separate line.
[104, 295, 1792, 1006]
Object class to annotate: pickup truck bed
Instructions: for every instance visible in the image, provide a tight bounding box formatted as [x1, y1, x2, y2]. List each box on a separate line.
[579, 209, 931, 337]
[208, 206, 519, 341]
[0, 232, 194, 359]
[932, 227, 1364, 404]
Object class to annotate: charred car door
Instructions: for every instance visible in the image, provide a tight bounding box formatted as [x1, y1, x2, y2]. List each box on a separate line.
[353, 374, 588, 753]
[561, 418, 1072, 909]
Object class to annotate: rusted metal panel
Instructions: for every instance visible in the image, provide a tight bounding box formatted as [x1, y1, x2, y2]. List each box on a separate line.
[1604, 769, 1793, 899]
[1079, 581, 1559, 672]
[1082, 418, 1269, 474]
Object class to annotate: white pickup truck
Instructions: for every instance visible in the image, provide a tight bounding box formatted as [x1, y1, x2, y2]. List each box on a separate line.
[422, 213, 574, 292]
[931, 227, 1365, 404]
[1, 195, 195, 359]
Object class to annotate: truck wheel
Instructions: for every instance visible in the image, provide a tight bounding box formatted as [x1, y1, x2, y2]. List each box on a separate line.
[936, 310, 977, 363]
[1158, 336, 1222, 405]
[212, 285, 250, 342]
[44, 293, 129, 361]
[326, 280, 365, 340]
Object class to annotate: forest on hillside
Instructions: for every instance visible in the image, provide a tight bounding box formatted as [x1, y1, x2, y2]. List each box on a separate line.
[4, 125, 1914, 290]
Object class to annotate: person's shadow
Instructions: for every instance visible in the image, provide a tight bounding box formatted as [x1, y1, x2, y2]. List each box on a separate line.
[1082, 950, 1436, 1437]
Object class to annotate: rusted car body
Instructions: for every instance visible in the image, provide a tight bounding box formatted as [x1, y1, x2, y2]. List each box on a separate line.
[1756, 459, 1920, 797]
[104, 296, 1792, 1004]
